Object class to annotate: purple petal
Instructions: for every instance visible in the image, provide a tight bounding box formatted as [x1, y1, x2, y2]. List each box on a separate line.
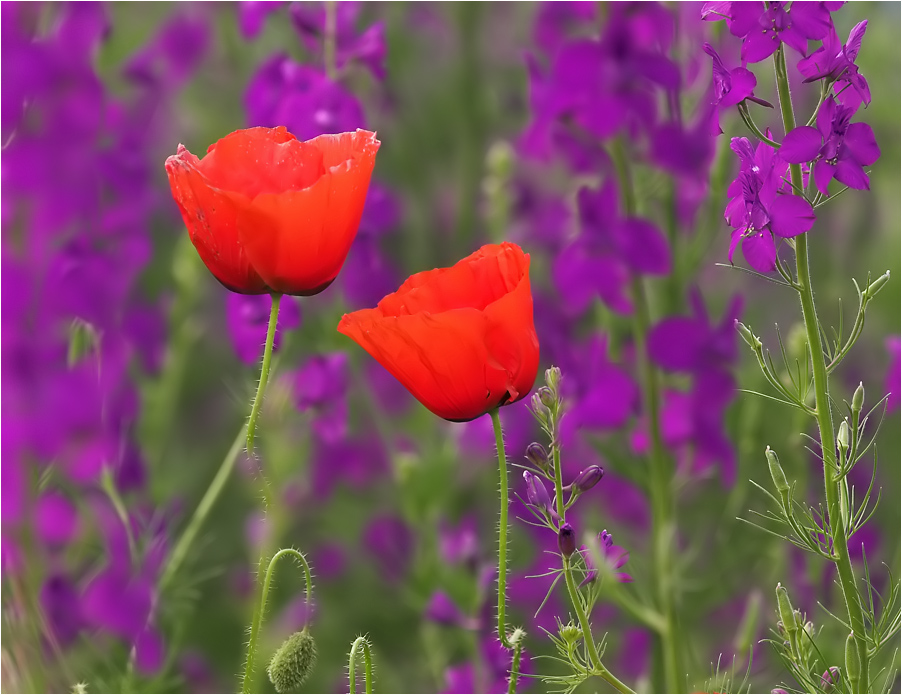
[813, 158, 837, 195]
[722, 67, 757, 107]
[742, 30, 780, 63]
[648, 317, 707, 372]
[845, 20, 867, 61]
[135, 627, 166, 675]
[769, 195, 816, 238]
[615, 218, 671, 275]
[789, 2, 832, 40]
[844, 122, 880, 166]
[742, 230, 777, 272]
[834, 158, 870, 190]
[780, 126, 822, 163]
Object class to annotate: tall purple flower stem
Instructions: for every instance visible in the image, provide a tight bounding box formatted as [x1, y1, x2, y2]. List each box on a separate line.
[612, 141, 682, 693]
[771, 44, 870, 691]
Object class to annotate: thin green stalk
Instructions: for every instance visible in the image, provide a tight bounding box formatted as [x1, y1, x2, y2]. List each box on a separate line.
[242, 548, 314, 694]
[159, 425, 246, 591]
[561, 556, 635, 694]
[490, 408, 514, 650]
[772, 45, 870, 692]
[246, 293, 282, 454]
[348, 636, 374, 694]
[612, 139, 682, 693]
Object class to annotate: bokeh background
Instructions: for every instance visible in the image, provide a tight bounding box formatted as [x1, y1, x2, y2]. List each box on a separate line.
[2, 2, 899, 693]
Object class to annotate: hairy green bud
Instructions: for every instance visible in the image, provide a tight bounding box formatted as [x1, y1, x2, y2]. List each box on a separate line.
[845, 632, 860, 687]
[560, 622, 581, 645]
[268, 629, 317, 694]
[544, 366, 562, 392]
[836, 420, 850, 457]
[775, 584, 796, 636]
[766, 447, 790, 496]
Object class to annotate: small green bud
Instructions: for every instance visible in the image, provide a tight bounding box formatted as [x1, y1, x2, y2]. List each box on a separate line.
[775, 583, 796, 635]
[560, 622, 581, 645]
[67, 318, 100, 368]
[734, 320, 759, 349]
[486, 140, 514, 180]
[268, 629, 317, 694]
[836, 420, 850, 456]
[851, 382, 865, 415]
[545, 366, 562, 392]
[864, 270, 890, 300]
[766, 447, 790, 495]
[845, 632, 860, 686]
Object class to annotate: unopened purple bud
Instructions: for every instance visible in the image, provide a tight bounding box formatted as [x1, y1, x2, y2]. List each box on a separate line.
[523, 471, 552, 511]
[770, 689, 788, 694]
[537, 387, 556, 409]
[558, 524, 576, 558]
[525, 442, 549, 471]
[821, 666, 840, 690]
[571, 465, 604, 494]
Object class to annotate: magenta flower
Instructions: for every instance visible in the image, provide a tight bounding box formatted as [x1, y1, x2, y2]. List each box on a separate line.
[703, 43, 772, 134]
[780, 97, 880, 195]
[725, 137, 816, 272]
[579, 529, 633, 585]
[702, 1, 835, 63]
[798, 20, 870, 108]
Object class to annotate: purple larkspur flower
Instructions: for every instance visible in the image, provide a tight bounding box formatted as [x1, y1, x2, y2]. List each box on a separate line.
[289, 1, 386, 80]
[703, 43, 773, 134]
[532, 1, 597, 58]
[554, 181, 670, 316]
[237, 1, 284, 39]
[226, 293, 301, 365]
[650, 104, 717, 180]
[36, 491, 80, 546]
[311, 433, 388, 498]
[780, 97, 880, 195]
[124, 12, 209, 89]
[245, 54, 366, 140]
[293, 352, 348, 442]
[725, 137, 816, 272]
[702, 2, 835, 63]
[579, 529, 633, 585]
[41, 573, 84, 644]
[887, 336, 900, 412]
[798, 20, 870, 108]
[438, 516, 479, 568]
[425, 590, 468, 627]
[362, 515, 414, 584]
[523, 470, 554, 518]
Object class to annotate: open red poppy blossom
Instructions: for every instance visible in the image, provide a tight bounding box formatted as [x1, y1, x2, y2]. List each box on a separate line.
[165, 127, 380, 295]
[338, 242, 540, 422]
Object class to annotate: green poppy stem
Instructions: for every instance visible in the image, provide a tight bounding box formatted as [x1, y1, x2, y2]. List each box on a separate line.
[247, 293, 282, 455]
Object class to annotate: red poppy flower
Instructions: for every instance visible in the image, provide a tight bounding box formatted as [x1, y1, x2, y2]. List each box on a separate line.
[338, 243, 540, 422]
[165, 127, 380, 295]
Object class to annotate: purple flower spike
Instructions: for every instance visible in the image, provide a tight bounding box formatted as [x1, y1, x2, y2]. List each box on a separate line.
[780, 97, 880, 196]
[798, 20, 871, 109]
[704, 43, 772, 134]
[579, 529, 633, 586]
[425, 590, 466, 627]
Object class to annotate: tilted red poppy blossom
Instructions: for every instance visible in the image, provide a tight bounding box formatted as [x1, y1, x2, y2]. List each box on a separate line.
[165, 126, 380, 295]
[338, 242, 540, 422]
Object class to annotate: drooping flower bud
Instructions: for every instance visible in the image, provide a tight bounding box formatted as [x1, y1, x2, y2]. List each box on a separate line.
[820, 666, 841, 691]
[845, 632, 860, 687]
[851, 382, 865, 415]
[766, 448, 790, 497]
[523, 471, 552, 512]
[268, 629, 317, 694]
[525, 442, 550, 472]
[775, 583, 796, 636]
[558, 523, 576, 558]
[571, 466, 604, 494]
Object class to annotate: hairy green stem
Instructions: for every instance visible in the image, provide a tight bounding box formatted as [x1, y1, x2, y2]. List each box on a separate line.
[159, 426, 246, 591]
[348, 636, 374, 694]
[562, 556, 635, 694]
[246, 293, 282, 454]
[772, 45, 870, 692]
[490, 408, 515, 651]
[242, 548, 314, 693]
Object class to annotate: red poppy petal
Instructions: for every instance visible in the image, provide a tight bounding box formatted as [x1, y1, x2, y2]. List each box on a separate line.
[165, 146, 268, 294]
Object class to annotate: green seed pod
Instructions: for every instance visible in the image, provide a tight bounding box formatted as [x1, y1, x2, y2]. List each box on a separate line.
[845, 632, 860, 687]
[851, 382, 865, 415]
[268, 629, 317, 694]
[766, 447, 790, 496]
[775, 584, 796, 636]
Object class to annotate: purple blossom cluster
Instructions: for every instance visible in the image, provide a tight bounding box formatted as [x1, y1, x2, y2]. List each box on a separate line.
[2, 3, 208, 676]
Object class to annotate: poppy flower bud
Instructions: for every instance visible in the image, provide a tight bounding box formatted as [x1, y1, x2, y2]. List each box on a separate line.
[523, 471, 552, 512]
[845, 632, 859, 687]
[558, 523, 576, 558]
[864, 270, 890, 300]
[537, 387, 556, 409]
[821, 666, 840, 691]
[525, 442, 550, 472]
[766, 447, 790, 497]
[851, 382, 865, 415]
[775, 583, 796, 635]
[268, 629, 317, 694]
[571, 466, 604, 494]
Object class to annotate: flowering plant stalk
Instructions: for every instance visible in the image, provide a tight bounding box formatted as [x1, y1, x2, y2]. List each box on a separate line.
[705, 3, 899, 691]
